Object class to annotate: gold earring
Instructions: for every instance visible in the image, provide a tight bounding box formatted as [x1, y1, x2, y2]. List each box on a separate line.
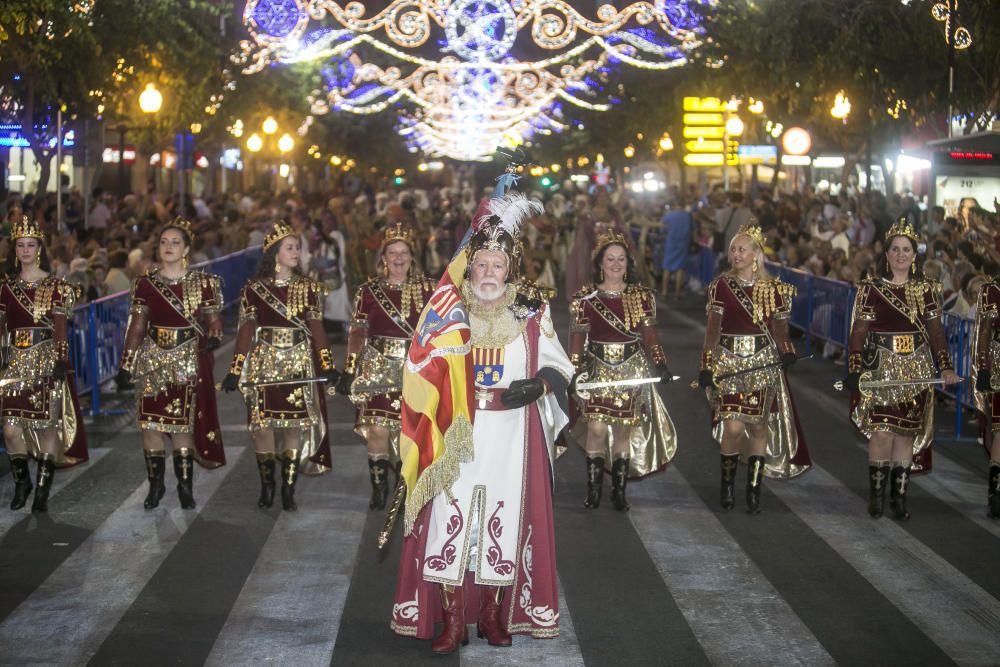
[182, 255, 189, 270]
[382, 261, 389, 278]
[752, 257, 758, 272]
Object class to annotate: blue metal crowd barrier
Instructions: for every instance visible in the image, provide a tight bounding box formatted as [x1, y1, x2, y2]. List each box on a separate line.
[70, 246, 263, 416]
[765, 262, 977, 440]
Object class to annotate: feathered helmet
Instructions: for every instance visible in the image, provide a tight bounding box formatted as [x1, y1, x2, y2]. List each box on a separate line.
[11, 215, 44, 242]
[466, 192, 543, 282]
[885, 217, 919, 243]
[264, 221, 295, 251]
[592, 228, 631, 261]
[380, 222, 416, 253]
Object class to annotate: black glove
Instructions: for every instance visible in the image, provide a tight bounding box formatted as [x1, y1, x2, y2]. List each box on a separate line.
[52, 360, 67, 381]
[781, 353, 798, 369]
[114, 368, 132, 390]
[698, 369, 714, 388]
[324, 367, 342, 387]
[656, 364, 675, 384]
[220, 373, 241, 393]
[335, 371, 355, 396]
[204, 337, 222, 353]
[500, 378, 546, 409]
[845, 372, 861, 392]
[977, 369, 992, 392]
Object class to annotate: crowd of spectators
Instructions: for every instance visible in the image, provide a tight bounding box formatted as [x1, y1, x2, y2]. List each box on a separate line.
[656, 182, 1000, 320]
[2, 177, 995, 327]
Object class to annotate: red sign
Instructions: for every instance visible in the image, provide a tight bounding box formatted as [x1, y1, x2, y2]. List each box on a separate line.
[949, 151, 994, 160]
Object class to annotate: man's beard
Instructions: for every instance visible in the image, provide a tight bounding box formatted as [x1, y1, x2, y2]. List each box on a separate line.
[471, 280, 504, 302]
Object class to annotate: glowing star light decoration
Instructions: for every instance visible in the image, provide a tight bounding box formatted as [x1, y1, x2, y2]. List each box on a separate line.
[237, 0, 708, 160]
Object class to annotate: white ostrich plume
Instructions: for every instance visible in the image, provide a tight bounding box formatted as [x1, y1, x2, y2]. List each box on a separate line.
[482, 192, 544, 239]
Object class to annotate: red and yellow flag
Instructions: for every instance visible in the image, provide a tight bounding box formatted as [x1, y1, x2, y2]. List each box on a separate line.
[399, 213, 478, 534]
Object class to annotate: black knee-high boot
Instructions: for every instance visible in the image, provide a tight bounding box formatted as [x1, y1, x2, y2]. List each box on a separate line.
[989, 462, 1000, 519]
[610, 457, 630, 512]
[889, 463, 911, 521]
[31, 454, 56, 513]
[281, 449, 300, 511]
[173, 447, 196, 510]
[868, 460, 890, 518]
[584, 456, 604, 509]
[368, 458, 390, 511]
[256, 452, 276, 509]
[720, 454, 739, 511]
[143, 449, 167, 509]
[8, 454, 32, 510]
[746, 455, 765, 515]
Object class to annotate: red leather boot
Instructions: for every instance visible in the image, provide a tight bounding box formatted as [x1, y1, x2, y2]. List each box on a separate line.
[477, 585, 512, 646]
[431, 584, 468, 654]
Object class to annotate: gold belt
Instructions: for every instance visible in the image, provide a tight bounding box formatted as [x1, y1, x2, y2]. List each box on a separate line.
[370, 336, 409, 359]
[872, 332, 918, 355]
[589, 341, 640, 364]
[720, 334, 767, 358]
[149, 326, 196, 349]
[259, 327, 305, 348]
[12, 328, 52, 348]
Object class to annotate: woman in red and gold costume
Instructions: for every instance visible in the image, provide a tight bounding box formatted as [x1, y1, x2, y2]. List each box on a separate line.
[974, 278, 1000, 519]
[848, 220, 960, 520]
[221, 223, 340, 511]
[116, 219, 225, 510]
[335, 223, 434, 510]
[698, 223, 810, 514]
[568, 230, 677, 511]
[0, 217, 87, 512]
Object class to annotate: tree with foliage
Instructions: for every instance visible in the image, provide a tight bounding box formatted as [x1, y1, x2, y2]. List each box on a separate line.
[0, 0, 229, 197]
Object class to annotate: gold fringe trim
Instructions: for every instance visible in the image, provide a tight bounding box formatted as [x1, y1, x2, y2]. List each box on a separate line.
[403, 414, 474, 535]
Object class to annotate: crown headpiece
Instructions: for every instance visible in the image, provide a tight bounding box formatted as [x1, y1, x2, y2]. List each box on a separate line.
[163, 217, 193, 238]
[732, 222, 766, 249]
[380, 222, 415, 252]
[591, 229, 631, 261]
[885, 218, 920, 243]
[11, 216, 44, 242]
[264, 222, 295, 251]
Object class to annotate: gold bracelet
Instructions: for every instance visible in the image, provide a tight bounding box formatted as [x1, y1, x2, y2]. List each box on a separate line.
[848, 352, 863, 374]
[319, 348, 336, 372]
[700, 349, 713, 371]
[229, 352, 247, 376]
[121, 348, 138, 373]
[345, 352, 359, 375]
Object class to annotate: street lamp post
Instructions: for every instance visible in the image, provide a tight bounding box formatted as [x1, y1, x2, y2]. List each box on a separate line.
[115, 83, 163, 197]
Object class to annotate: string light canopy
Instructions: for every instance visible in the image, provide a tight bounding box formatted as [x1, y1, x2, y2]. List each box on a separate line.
[236, 0, 707, 160]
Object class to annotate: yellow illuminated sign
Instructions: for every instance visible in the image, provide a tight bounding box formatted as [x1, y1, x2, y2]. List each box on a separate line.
[686, 139, 725, 153]
[683, 97, 724, 112]
[683, 126, 726, 140]
[683, 113, 725, 125]
[683, 154, 725, 167]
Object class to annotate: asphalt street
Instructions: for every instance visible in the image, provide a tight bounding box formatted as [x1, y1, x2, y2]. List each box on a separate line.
[1, 292, 998, 666]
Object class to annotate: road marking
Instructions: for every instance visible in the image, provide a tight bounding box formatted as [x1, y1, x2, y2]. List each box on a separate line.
[0, 447, 245, 665]
[770, 464, 1000, 666]
[630, 468, 835, 666]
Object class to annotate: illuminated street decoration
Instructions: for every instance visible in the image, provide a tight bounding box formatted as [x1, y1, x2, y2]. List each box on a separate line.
[237, 0, 706, 160]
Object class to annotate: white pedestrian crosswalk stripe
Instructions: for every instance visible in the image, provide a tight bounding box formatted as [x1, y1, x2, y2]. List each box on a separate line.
[769, 464, 1000, 667]
[0, 447, 244, 665]
[630, 468, 836, 667]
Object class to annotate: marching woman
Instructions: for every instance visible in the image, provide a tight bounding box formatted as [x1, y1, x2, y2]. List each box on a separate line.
[220, 223, 340, 510]
[698, 223, 811, 514]
[0, 217, 88, 511]
[116, 218, 225, 510]
[568, 229, 677, 511]
[335, 223, 434, 510]
[847, 220, 959, 520]
[975, 277, 1000, 518]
